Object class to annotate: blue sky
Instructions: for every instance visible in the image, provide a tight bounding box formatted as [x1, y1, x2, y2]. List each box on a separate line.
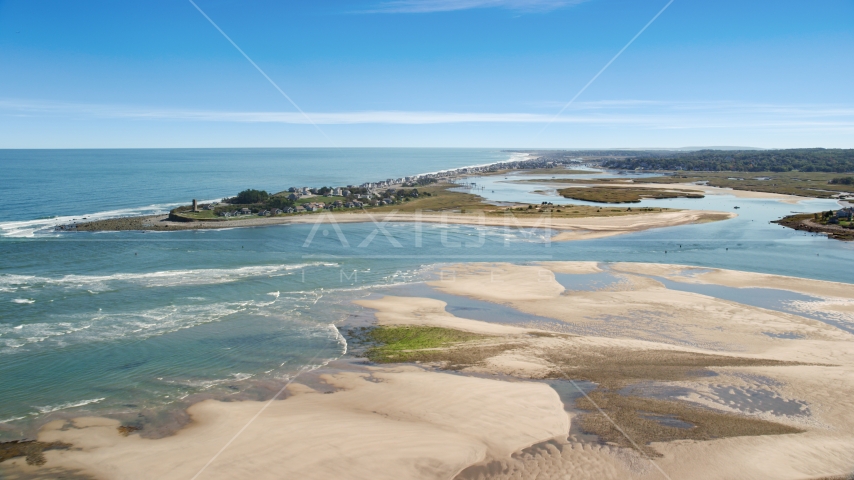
[1, 0, 852, 148]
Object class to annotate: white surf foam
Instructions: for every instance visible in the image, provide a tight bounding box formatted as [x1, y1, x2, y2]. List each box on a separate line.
[0, 197, 225, 238]
[33, 397, 105, 414]
[0, 263, 326, 291]
[330, 324, 348, 356]
[0, 284, 355, 355]
[167, 372, 256, 389]
[0, 301, 249, 354]
[0, 415, 27, 424]
[11, 298, 35, 304]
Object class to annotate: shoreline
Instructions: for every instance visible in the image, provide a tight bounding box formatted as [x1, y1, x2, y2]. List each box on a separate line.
[773, 213, 854, 241]
[71, 210, 736, 241]
[4, 262, 854, 479]
[0, 151, 560, 238]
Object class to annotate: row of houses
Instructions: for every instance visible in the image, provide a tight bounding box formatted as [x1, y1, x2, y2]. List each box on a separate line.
[218, 200, 376, 218]
[273, 157, 568, 203]
[268, 157, 577, 200]
[286, 187, 354, 197]
[218, 208, 254, 217]
[356, 157, 572, 191]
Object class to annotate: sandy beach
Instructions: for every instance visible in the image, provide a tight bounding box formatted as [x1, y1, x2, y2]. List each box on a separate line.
[5, 2, 853, 478]
[75, 209, 735, 242]
[4, 262, 854, 479]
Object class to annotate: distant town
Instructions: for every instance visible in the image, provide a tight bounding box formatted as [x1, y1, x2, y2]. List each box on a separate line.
[170, 154, 581, 221]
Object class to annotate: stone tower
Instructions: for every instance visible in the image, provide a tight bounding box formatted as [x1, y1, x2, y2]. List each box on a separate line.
[192, 199, 198, 212]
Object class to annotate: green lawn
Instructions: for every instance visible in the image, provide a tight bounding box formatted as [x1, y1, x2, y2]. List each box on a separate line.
[173, 210, 222, 220]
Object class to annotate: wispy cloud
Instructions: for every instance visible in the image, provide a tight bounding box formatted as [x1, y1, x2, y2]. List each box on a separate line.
[2, 99, 854, 132]
[362, 0, 587, 14]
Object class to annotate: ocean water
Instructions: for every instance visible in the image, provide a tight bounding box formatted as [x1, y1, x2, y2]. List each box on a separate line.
[0, 148, 519, 237]
[1, 149, 852, 440]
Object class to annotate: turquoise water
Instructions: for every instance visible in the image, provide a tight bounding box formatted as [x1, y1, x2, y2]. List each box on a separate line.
[0, 148, 519, 236]
[1, 150, 852, 440]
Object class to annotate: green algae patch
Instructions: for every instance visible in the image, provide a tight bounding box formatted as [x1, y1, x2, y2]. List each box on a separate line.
[359, 326, 517, 368]
[365, 326, 484, 362]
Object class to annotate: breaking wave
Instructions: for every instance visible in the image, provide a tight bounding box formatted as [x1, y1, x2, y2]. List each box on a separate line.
[33, 397, 105, 414]
[0, 263, 327, 292]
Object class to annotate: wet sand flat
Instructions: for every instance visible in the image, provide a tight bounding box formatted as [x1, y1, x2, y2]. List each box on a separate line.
[5, 262, 854, 480]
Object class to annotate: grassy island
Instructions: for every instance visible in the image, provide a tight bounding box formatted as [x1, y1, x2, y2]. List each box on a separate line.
[558, 186, 704, 203]
[774, 210, 854, 241]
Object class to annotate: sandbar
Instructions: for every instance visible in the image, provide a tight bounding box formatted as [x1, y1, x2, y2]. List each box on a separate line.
[6, 262, 854, 480]
[75, 209, 735, 243]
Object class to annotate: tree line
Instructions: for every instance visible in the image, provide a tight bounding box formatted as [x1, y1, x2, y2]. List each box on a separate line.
[599, 149, 854, 173]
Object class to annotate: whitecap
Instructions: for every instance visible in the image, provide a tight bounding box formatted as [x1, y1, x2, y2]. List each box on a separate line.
[165, 372, 255, 389]
[12, 298, 35, 304]
[0, 301, 249, 355]
[330, 324, 348, 355]
[33, 397, 105, 414]
[0, 263, 324, 291]
[0, 415, 27, 423]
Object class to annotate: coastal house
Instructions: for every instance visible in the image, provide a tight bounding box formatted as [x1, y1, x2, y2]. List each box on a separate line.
[288, 193, 301, 201]
[332, 188, 343, 196]
[240, 208, 252, 215]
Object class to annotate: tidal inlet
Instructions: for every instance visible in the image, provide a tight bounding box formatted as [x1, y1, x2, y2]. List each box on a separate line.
[2, 2, 854, 479]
